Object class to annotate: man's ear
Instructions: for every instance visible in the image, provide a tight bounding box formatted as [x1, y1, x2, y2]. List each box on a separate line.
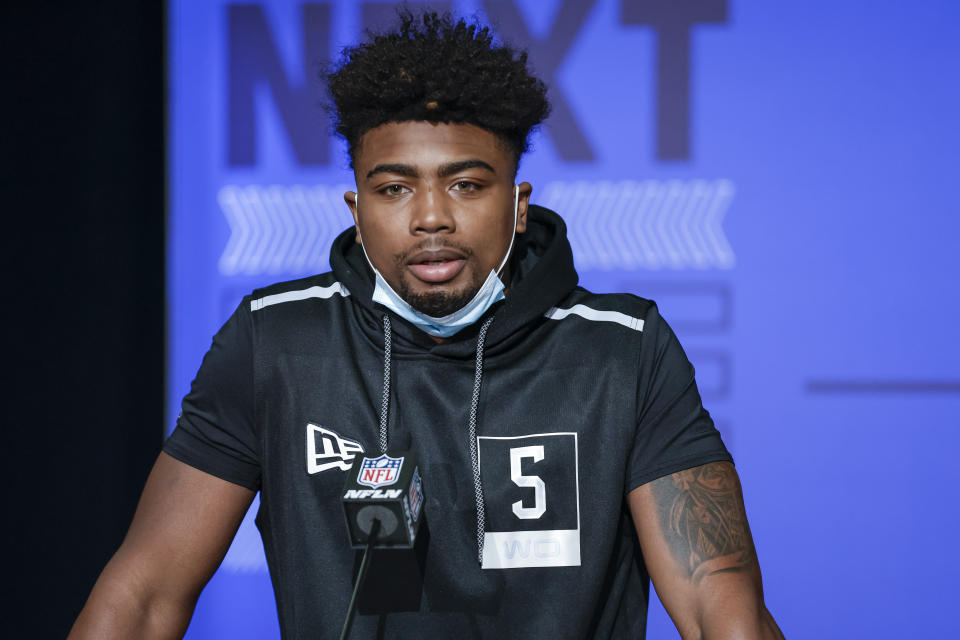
[344, 190, 361, 244]
[516, 182, 533, 234]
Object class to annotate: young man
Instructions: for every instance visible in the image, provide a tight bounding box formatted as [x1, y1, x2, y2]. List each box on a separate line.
[71, 13, 783, 639]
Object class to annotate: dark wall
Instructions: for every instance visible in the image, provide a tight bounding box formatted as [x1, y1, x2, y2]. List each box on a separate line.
[3, 3, 164, 636]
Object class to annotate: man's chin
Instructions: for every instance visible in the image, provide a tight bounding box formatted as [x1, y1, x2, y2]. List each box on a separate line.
[397, 281, 480, 318]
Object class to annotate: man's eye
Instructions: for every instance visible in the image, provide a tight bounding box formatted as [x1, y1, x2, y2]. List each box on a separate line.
[382, 184, 407, 195]
[454, 181, 479, 192]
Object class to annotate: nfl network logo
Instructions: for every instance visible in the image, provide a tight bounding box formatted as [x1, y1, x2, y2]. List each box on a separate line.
[357, 454, 404, 488]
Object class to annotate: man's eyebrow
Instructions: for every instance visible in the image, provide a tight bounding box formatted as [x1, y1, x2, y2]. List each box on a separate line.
[437, 159, 496, 178]
[366, 163, 419, 179]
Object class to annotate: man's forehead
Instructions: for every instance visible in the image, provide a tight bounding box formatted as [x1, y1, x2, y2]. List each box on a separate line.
[353, 121, 515, 175]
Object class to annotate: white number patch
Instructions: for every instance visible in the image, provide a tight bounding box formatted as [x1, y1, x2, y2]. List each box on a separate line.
[510, 445, 546, 519]
[477, 433, 580, 569]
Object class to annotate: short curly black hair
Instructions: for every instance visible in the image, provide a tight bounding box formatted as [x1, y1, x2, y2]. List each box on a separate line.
[327, 11, 550, 171]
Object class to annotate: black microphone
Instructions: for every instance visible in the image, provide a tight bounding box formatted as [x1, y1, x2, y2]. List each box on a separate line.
[340, 448, 428, 632]
[342, 449, 424, 549]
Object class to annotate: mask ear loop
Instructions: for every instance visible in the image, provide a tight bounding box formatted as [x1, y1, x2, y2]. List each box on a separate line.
[354, 192, 380, 275]
[495, 185, 520, 278]
[354, 192, 360, 242]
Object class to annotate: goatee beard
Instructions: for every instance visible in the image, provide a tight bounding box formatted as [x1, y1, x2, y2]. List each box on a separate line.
[397, 278, 485, 317]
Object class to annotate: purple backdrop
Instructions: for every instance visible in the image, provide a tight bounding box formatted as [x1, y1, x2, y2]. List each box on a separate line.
[168, 1, 960, 637]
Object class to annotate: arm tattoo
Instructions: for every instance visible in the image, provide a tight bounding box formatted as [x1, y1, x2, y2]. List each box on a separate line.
[651, 462, 757, 582]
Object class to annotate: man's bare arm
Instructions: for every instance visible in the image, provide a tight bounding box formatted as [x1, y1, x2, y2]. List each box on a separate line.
[69, 452, 255, 639]
[628, 461, 784, 640]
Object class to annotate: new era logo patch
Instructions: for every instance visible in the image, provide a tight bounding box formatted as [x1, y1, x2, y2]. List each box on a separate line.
[306, 424, 364, 474]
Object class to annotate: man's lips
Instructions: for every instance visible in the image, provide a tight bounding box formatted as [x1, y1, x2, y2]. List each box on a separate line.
[406, 248, 467, 284]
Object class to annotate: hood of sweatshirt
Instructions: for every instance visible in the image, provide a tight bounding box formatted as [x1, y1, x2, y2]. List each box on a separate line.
[329, 204, 579, 359]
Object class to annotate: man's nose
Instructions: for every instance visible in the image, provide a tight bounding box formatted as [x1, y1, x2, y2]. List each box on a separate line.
[409, 188, 455, 234]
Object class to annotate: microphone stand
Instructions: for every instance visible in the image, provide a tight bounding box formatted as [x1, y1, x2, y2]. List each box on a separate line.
[339, 518, 381, 640]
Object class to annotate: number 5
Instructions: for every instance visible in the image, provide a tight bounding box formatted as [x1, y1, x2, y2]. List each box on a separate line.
[511, 446, 546, 519]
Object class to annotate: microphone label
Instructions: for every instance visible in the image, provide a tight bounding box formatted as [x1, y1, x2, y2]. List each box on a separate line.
[407, 467, 423, 522]
[343, 488, 403, 500]
[357, 453, 404, 488]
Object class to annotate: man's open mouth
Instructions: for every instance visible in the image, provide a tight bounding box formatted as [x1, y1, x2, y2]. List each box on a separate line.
[406, 249, 467, 283]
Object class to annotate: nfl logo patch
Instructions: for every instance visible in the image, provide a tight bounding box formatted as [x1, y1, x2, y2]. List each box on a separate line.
[357, 454, 404, 488]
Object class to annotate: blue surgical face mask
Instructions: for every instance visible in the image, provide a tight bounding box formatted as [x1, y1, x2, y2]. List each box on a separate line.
[355, 185, 519, 338]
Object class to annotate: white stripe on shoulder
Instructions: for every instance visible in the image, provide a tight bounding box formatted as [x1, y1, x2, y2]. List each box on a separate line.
[544, 304, 644, 332]
[250, 282, 350, 311]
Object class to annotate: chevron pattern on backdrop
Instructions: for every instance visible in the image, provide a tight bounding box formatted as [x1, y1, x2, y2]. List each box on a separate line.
[537, 179, 736, 271]
[217, 180, 735, 278]
[218, 184, 354, 277]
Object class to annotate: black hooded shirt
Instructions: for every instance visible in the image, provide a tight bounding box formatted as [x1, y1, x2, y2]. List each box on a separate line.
[164, 205, 732, 639]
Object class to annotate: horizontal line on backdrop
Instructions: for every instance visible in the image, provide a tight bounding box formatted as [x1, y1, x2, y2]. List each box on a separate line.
[806, 380, 960, 394]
